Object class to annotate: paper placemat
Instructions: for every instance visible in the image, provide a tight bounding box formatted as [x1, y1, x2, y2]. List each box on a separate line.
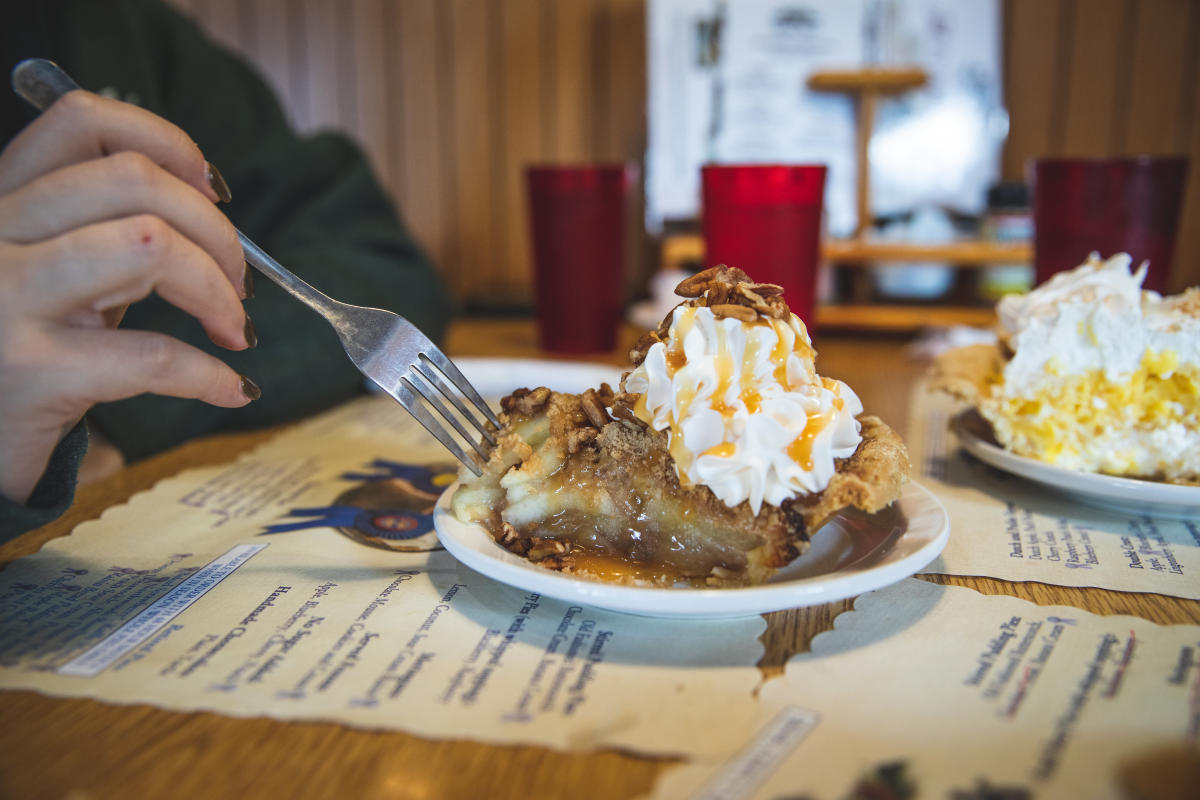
[0, 395, 771, 758]
[909, 383, 1199, 598]
[647, 578, 1200, 799]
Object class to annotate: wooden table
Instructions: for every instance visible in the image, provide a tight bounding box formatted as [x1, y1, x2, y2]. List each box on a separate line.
[2, 319, 1197, 799]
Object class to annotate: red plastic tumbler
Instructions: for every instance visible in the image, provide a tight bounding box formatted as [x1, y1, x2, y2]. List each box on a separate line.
[702, 164, 827, 328]
[1030, 156, 1189, 293]
[526, 165, 631, 353]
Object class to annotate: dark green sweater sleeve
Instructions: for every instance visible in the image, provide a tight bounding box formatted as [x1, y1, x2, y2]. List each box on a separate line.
[80, 1, 453, 460]
[0, 422, 88, 541]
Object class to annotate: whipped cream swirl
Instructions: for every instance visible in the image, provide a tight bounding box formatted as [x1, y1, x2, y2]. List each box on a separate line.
[996, 252, 1200, 392]
[623, 306, 863, 514]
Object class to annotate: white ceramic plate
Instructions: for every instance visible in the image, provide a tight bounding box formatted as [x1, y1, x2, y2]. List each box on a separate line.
[454, 357, 623, 397]
[433, 482, 949, 619]
[368, 357, 624, 400]
[952, 411, 1200, 519]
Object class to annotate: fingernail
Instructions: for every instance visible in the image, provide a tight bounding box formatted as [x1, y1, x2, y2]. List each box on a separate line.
[207, 161, 232, 203]
[240, 375, 262, 401]
[244, 314, 257, 348]
[242, 262, 255, 299]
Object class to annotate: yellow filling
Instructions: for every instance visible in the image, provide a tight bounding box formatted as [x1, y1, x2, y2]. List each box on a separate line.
[987, 350, 1198, 469]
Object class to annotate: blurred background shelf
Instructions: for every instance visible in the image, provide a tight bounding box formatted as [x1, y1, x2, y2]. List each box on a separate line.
[824, 240, 1031, 265]
[660, 232, 1023, 332]
[815, 304, 996, 331]
[805, 67, 929, 94]
[664, 233, 1031, 269]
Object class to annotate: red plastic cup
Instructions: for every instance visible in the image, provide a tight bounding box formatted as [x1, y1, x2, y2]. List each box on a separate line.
[526, 165, 631, 353]
[702, 164, 827, 328]
[1030, 156, 1189, 293]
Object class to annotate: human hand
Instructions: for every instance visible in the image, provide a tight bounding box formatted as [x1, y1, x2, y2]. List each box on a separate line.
[0, 90, 257, 505]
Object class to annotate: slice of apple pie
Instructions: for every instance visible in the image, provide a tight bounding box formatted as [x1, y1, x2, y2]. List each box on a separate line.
[451, 266, 910, 587]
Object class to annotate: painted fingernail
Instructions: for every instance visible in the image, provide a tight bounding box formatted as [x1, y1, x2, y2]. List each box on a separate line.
[244, 314, 258, 348]
[207, 161, 232, 203]
[240, 375, 262, 401]
[242, 262, 255, 299]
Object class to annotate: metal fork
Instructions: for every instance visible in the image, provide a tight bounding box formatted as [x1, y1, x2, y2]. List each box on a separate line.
[13, 58, 500, 475]
[236, 238, 500, 473]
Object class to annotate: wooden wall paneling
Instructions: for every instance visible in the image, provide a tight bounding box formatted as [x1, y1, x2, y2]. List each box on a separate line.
[599, 0, 647, 163]
[1121, 0, 1195, 155]
[498, 0, 546, 302]
[345, 0, 392, 191]
[281, 0, 312, 131]
[590, 0, 612, 159]
[1001, 0, 1067, 179]
[1122, 0, 1197, 293]
[433, 2, 459, 291]
[167, 0, 200, 21]
[329, 4, 359, 144]
[299, 0, 343, 133]
[602, 0, 649, 295]
[1058, 0, 1129, 156]
[1169, 15, 1200, 293]
[548, 0, 597, 162]
[244, 0, 301, 129]
[447, 0, 497, 299]
[392, 0, 448, 277]
[185, 0, 244, 54]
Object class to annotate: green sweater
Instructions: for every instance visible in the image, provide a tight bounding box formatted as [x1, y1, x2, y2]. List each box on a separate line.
[0, 0, 452, 538]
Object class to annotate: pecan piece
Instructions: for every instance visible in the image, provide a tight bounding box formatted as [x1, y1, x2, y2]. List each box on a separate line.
[630, 331, 661, 365]
[595, 382, 616, 406]
[536, 554, 574, 571]
[498, 522, 529, 555]
[500, 386, 551, 414]
[705, 283, 731, 306]
[655, 303, 683, 339]
[709, 303, 758, 322]
[581, 388, 611, 429]
[675, 266, 724, 297]
[735, 283, 766, 305]
[527, 537, 571, 563]
[746, 282, 784, 297]
[609, 393, 646, 425]
[737, 284, 789, 318]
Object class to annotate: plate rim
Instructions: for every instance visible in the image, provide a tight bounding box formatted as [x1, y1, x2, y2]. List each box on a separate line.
[950, 410, 1200, 514]
[369, 356, 624, 399]
[433, 481, 949, 619]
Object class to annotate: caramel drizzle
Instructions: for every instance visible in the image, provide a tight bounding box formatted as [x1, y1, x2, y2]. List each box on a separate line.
[640, 306, 839, 473]
[786, 382, 845, 470]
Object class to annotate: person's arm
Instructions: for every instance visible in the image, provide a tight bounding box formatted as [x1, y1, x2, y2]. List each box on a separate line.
[0, 421, 88, 536]
[86, 1, 453, 460]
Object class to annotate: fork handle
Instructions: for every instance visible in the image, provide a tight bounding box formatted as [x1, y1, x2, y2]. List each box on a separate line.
[237, 232, 342, 317]
[13, 58, 344, 320]
[11, 58, 79, 109]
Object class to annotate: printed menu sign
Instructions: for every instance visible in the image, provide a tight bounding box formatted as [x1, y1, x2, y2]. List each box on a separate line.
[0, 396, 770, 758]
[909, 386, 1199, 598]
[648, 579, 1200, 799]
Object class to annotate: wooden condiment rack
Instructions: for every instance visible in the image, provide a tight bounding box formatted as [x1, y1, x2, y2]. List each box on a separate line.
[663, 67, 1029, 332]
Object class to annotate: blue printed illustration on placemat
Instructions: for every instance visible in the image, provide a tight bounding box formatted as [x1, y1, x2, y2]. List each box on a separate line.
[263, 460, 459, 552]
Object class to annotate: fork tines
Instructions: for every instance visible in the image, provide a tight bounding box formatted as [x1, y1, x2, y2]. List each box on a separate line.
[393, 351, 501, 476]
